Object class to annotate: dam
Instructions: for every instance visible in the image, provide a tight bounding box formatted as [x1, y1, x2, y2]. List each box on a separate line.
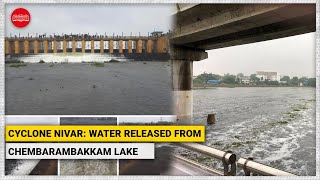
[5, 32, 170, 61]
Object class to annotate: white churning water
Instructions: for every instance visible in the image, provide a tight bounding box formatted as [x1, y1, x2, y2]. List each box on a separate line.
[7, 53, 128, 63]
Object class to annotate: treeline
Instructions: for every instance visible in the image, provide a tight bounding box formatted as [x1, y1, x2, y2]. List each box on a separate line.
[278, 76, 316, 87]
[193, 72, 316, 87]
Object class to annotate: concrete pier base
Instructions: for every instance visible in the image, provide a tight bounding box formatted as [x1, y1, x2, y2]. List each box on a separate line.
[14, 40, 19, 54]
[24, 40, 29, 54]
[34, 40, 38, 54]
[172, 60, 193, 124]
[171, 46, 207, 124]
[82, 40, 85, 53]
[43, 40, 48, 53]
[109, 40, 113, 54]
[72, 40, 76, 53]
[63, 40, 67, 53]
[128, 40, 132, 53]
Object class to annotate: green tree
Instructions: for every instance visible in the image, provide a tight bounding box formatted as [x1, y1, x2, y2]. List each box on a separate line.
[193, 72, 222, 84]
[250, 74, 260, 82]
[290, 76, 299, 86]
[299, 77, 308, 85]
[222, 73, 236, 84]
[265, 80, 279, 85]
[237, 73, 244, 78]
[211, 74, 222, 81]
[236, 73, 244, 84]
[280, 76, 290, 82]
[307, 78, 316, 87]
[193, 72, 208, 83]
[193, 78, 204, 84]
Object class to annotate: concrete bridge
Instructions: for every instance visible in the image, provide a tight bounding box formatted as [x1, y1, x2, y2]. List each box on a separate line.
[171, 4, 316, 124]
[5, 34, 170, 60]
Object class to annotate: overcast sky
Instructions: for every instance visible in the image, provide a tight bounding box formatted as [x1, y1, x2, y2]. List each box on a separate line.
[5, 4, 173, 37]
[194, 33, 316, 78]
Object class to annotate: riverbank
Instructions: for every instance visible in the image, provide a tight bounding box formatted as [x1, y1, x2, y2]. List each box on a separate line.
[193, 83, 314, 89]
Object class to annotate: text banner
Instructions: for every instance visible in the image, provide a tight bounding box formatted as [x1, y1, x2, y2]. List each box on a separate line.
[6, 143, 155, 159]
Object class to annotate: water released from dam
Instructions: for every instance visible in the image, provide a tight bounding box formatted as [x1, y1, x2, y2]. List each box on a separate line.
[175, 87, 316, 176]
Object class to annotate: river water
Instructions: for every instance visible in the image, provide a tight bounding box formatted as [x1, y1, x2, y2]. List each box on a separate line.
[176, 87, 316, 176]
[6, 61, 173, 115]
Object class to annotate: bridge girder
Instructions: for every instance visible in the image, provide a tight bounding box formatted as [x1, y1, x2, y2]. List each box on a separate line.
[171, 4, 316, 50]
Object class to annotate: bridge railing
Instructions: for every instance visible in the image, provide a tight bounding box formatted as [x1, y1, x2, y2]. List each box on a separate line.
[237, 157, 295, 176]
[178, 143, 237, 176]
[178, 143, 296, 176]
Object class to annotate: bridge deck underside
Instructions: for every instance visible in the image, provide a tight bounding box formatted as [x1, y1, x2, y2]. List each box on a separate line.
[171, 4, 316, 50]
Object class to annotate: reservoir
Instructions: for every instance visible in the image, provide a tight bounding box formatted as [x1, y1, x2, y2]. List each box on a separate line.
[6, 61, 173, 115]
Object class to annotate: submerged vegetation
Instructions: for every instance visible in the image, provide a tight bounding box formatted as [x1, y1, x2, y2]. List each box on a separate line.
[6, 58, 24, 64]
[277, 120, 288, 124]
[9, 64, 27, 68]
[92, 62, 105, 67]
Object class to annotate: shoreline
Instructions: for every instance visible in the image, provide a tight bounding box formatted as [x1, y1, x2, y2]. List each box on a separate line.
[193, 85, 315, 89]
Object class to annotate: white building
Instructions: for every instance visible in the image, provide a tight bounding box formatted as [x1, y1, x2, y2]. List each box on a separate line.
[240, 76, 251, 84]
[256, 71, 281, 82]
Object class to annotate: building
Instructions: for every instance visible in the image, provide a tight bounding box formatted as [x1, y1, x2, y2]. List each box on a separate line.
[207, 80, 221, 84]
[279, 80, 288, 84]
[256, 71, 281, 82]
[150, 31, 164, 37]
[240, 76, 250, 84]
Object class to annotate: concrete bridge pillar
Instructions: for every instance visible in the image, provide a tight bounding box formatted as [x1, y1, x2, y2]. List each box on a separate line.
[146, 39, 153, 53]
[119, 40, 123, 54]
[14, 40, 19, 54]
[100, 40, 104, 53]
[82, 40, 85, 53]
[128, 40, 132, 53]
[24, 40, 29, 54]
[157, 36, 168, 53]
[53, 40, 58, 53]
[91, 40, 94, 53]
[43, 40, 48, 53]
[171, 46, 208, 124]
[109, 40, 113, 54]
[5, 40, 10, 55]
[34, 40, 39, 54]
[137, 39, 143, 53]
[63, 40, 67, 53]
[72, 39, 76, 53]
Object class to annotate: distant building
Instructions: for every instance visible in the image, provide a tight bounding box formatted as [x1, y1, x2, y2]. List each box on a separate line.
[207, 80, 221, 84]
[150, 31, 164, 37]
[256, 71, 280, 81]
[240, 76, 250, 84]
